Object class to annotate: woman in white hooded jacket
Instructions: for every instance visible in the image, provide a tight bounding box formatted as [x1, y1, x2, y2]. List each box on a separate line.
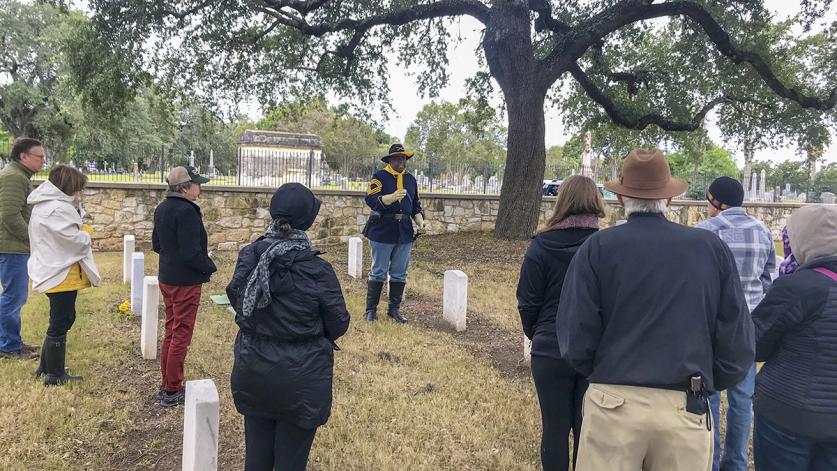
[28, 165, 100, 386]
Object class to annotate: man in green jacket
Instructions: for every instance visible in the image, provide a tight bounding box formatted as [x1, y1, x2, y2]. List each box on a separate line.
[0, 137, 45, 358]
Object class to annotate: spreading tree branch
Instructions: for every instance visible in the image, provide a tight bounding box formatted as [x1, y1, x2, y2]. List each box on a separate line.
[261, 0, 332, 16]
[157, 0, 215, 21]
[257, 0, 489, 35]
[552, 1, 837, 112]
[567, 61, 729, 131]
[250, 18, 285, 43]
[252, 0, 488, 77]
[589, 42, 652, 95]
[528, 0, 570, 34]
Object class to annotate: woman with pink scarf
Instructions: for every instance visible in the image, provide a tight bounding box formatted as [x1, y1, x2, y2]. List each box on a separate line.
[516, 175, 605, 471]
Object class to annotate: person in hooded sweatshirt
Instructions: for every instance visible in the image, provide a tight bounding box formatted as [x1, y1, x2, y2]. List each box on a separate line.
[751, 205, 837, 471]
[516, 175, 605, 471]
[226, 183, 350, 471]
[27, 165, 100, 385]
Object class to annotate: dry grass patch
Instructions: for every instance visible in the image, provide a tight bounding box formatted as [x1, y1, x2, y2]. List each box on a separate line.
[2, 230, 757, 470]
[1, 235, 543, 470]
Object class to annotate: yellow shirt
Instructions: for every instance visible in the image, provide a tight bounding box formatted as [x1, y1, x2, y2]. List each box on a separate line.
[46, 263, 91, 293]
[46, 224, 94, 293]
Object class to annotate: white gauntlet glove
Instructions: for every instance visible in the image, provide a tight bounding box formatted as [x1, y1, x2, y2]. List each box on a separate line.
[381, 189, 407, 205]
[414, 213, 427, 233]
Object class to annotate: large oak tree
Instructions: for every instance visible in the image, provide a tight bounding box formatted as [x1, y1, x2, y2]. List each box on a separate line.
[87, 0, 837, 238]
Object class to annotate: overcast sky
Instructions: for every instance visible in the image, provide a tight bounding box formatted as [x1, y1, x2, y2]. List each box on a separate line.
[352, 0, 836, 167]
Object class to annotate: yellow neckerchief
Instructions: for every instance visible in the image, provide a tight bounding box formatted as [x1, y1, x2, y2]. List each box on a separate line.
[384, 165, 404, 191]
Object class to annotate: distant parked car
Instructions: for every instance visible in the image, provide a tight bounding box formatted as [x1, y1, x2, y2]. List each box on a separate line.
[543, 179, 562, 196]
[543, 178, 616, 199]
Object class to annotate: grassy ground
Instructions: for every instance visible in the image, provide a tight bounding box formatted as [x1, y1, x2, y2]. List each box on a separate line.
[0, 233, 544, 470]
[0, 231, 757, 470]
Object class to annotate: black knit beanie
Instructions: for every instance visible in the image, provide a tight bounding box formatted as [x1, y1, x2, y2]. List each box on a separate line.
[707, 176, 744, 209]
[269, 183, 322, 231]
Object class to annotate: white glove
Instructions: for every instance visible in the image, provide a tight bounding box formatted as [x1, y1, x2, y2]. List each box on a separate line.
[414, 213, 427, 233]
[381, 189, 407, 205]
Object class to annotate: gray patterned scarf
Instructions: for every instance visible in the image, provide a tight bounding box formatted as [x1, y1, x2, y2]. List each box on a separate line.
[241, 219, 311, 320]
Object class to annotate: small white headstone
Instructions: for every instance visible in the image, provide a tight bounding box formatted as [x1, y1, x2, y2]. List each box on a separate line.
[141, 276, 159, 359]
[771, 255, 783, 281]
[182, 379, 219, 471]
[822, 192, 836, 204]
[130, 253, 144, 313]
[443, 270, 468, 332]
[123, 235, 135, 284]
[348, 237, 363, 278]
[523, 335, 532, 365]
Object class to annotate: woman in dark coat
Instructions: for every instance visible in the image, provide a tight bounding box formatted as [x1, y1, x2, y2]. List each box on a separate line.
[516, 175, 605, 471]
[227, 183, 350, 471]
[752, 205, 837, 471]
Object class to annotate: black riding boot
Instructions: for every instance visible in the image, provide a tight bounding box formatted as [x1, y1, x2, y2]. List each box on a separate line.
[35, 337, 47, 377]
[44, 335, 82, 386]
[365, 280, 385, 322]
[387, 281, 408, 324]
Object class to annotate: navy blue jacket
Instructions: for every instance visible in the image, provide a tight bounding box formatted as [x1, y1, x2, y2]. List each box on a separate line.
[517, 227, 597, 360]
[364, 167, 423, 244]
[753, 256, 837, 441]
[557, 212, 754, 392]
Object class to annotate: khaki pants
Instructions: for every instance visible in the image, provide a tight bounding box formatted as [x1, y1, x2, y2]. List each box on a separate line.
[575, 383, 712, 471]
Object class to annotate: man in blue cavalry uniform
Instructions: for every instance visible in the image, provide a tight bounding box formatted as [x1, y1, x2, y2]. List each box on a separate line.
[363, 144, 427, 323]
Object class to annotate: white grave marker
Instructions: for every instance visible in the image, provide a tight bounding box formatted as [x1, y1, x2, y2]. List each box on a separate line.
[123, 235, 135, 284]
[141, 276, 159, 359]
[130, 253, 144, 313]
[182, 379, 219, 471]
[523, 335, 532, 365]
[443, 270, 468, 332]
[348, 237, 363, 278]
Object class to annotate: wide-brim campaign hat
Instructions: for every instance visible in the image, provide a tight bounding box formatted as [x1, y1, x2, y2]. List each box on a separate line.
[604, 148, 688, 199]
[381, 143, 414, 163]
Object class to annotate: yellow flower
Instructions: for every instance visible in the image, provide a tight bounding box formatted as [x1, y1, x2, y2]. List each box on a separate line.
[118, 300, 130, 313]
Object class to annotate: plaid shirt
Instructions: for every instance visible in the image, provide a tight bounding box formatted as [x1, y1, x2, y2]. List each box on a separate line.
[696, 207, 776, 312]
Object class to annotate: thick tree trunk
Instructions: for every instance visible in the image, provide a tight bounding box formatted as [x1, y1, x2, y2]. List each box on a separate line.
[483, 0, 550, 240]
[3, 110, 40, 139]
[494, 92, 547, 239]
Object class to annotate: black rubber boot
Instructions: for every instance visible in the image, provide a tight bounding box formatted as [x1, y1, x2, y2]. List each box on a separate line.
[365, 280, 385, 322]
[387, 281, 408, 324]
[43, 335, 82, 386]
[34, 337, 47, 378]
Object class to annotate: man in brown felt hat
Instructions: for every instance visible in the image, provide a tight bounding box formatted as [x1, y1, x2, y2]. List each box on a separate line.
[557, 149, 754, 471]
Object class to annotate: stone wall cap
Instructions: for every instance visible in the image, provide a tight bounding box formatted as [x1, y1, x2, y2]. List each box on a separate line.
[239, 129, 321, 149]
[54, 181, 808, 209]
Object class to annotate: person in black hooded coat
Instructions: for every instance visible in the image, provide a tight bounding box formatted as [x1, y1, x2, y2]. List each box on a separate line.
[227, 183, 350, 471]
[516, 176, 604, 471]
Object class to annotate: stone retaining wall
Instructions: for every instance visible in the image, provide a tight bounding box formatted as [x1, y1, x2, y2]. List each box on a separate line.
[79, 183, 803, 251]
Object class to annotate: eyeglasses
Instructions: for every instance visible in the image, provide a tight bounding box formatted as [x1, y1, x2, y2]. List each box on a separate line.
[25, 152, 46, 160]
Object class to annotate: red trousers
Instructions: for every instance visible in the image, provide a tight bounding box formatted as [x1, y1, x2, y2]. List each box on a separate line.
[159, 283, 202, 393]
